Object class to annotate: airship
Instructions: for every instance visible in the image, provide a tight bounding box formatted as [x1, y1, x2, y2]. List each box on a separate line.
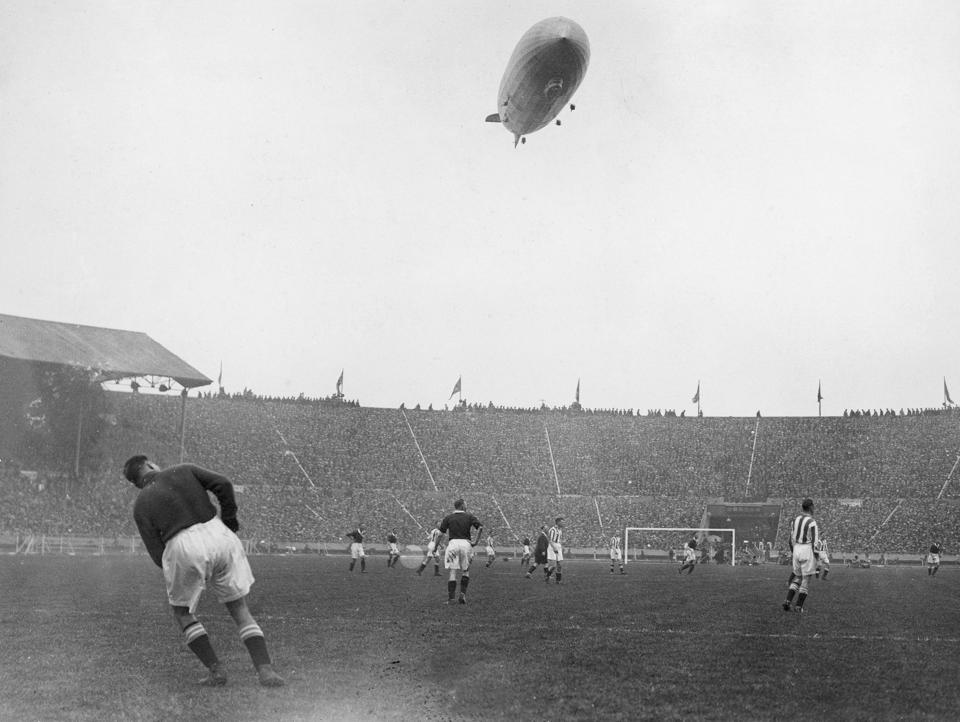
[485, 17, 590, 147]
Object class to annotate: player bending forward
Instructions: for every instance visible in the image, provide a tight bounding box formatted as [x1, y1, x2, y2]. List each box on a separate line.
[609, 534, 626, 574]
[440, 499, 483, 604]
[679, 539, 697, 574]
[782, 498, 819, 613]
[927, 542, 943, 576]
[417, 522, 444, 576]
[123, 455, 283, 687]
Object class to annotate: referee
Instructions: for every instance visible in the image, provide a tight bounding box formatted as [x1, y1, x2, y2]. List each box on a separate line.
[782, 498, 819, 614]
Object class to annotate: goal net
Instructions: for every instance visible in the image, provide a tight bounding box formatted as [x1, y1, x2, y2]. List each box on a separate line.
[624, 527, 737, 566]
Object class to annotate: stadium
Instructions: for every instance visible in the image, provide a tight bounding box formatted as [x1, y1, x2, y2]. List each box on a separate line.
[5, 2, 960, 720]
[2, 317, 959, 720]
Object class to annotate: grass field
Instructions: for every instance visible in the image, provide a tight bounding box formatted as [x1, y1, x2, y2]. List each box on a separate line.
[0, 553, 957, 721]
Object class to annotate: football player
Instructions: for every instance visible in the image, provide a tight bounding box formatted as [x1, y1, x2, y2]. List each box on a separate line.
[679, 539, 698, 574]
[609, 534, 626, 575]
[927, 542, 943, 576]
[814, 537, 830, 579]
[417, 522, 444, 576]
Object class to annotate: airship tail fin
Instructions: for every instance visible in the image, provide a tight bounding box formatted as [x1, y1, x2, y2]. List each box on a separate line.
[485, 113, 501, 123]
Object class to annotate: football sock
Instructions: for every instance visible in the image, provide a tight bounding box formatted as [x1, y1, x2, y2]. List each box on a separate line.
[349, 560, 355, 572]
[785, 588, 796, 604]
[460, 576, 470, 595]
[555, 572, 562, 583]
[447, 580, 457, 600]
[238, 623, 272, 668]
[183, 622, 219, 668]
[360, 558, 366, 572]
[795, 592, 807, 609]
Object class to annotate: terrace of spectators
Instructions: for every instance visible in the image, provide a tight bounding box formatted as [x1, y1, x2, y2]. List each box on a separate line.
[2, 392, 960, 555]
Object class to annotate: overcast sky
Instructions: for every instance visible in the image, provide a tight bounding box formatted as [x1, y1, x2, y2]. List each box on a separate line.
[2, 1, 959, 416]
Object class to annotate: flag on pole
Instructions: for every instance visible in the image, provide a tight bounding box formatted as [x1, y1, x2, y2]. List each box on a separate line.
[691, 382, 700, 404]
[449, 376, 461, 400]
[336, 369, 344, 395]
[817, 381, 823, 403]
[945, 377, 954, 405]
[575, 378, 580, 404]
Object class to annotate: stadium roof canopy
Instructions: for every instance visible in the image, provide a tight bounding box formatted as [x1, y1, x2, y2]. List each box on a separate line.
[0, 313, 211, 388]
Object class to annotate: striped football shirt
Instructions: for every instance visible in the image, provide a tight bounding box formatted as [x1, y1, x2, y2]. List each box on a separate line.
[791, 513, 818, 547]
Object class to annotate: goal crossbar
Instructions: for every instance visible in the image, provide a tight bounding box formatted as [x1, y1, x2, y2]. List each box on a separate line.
[624, 527, 737, 566]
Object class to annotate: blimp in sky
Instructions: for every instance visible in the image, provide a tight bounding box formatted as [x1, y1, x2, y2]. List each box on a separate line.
[485, 17, 590, 147]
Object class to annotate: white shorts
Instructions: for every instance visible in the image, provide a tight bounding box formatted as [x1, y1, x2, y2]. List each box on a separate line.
[350, 542, 366, 559]
[928, 554, 940, 566]
[162, 516, 253, 614]
[548, 545, 563, 563]
[818, 552, 830, 566]
[444, 539, 473, 571]
[486, 547, 495, 557]
[683, 550, 696, 564]
[426, 541, 440, 557]
[610, 549, 622, 561]
[389, 543, 399, 554]
[792, 544, 816, 577]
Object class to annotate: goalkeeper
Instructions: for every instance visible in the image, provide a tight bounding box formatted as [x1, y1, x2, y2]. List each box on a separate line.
[123, 455, 284, 687]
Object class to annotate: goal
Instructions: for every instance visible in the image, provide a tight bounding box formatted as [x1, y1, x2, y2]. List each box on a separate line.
[624, 527, 737, 566]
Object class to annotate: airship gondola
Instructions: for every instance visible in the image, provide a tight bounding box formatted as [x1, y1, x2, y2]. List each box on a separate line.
[485, 17, 590, 147]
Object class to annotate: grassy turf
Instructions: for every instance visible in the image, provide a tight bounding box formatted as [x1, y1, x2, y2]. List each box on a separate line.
[0, 554, 955, 721]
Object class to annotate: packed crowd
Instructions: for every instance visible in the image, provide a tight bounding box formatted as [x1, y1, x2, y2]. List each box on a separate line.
[2, 393, 960, 551]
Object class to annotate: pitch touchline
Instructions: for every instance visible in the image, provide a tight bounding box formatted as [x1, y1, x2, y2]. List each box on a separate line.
[553, 626, 960, 644]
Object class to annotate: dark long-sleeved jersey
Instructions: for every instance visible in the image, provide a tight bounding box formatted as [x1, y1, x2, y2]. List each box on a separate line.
[440, 510, 481, 541]
[132, 463, 238, 567]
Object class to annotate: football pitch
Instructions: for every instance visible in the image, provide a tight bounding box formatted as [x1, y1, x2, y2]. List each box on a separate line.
[0, 555, 956, 721]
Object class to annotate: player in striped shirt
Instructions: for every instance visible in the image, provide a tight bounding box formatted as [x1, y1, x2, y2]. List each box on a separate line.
[678, 539, 697, 574]
[814, 537, 830, 579]
[545, 517, 564, 584]
[782, 498, 818, 613]
[416, 522, 444, 576]
[520, 537, 531, 570]
[609, 534, 625, 575]
[485, 534, 496, 567]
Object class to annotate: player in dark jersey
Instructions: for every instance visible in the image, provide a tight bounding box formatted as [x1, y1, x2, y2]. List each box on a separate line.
[927, 542, 943, 576]
[123, 454, 283, 687]
[346, 525, 367, 572]
[524, 525, 550, 579]
[439, 499, 483, 604]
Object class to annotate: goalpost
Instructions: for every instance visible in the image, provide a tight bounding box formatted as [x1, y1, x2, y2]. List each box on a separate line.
[624, 527, 737, 566]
